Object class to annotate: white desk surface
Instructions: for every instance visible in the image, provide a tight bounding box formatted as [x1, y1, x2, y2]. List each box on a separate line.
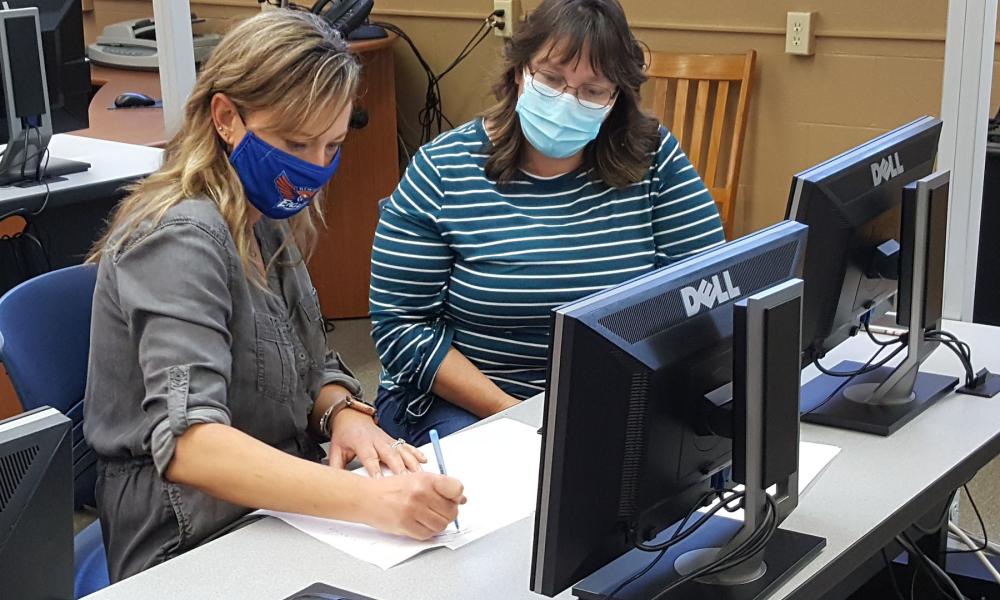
[0, 134, 162, 206]
[86, 320, 1000, 600]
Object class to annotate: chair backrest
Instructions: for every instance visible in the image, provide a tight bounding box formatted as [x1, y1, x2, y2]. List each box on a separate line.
[644, 50, 757, 239]
[0, 264, 98, 507]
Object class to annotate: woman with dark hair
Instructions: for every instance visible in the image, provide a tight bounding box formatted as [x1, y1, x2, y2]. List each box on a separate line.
[370, 0, 725, 445]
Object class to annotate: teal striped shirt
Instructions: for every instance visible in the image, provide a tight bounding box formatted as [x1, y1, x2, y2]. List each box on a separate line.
[370, 118, 725, 420]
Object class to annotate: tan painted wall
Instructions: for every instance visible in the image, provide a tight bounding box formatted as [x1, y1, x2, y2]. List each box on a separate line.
[370, 0, 988, 236]
[84, 0, 1000, 236]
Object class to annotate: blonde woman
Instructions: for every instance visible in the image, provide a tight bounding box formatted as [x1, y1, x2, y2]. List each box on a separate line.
[84, 11, 464, 582]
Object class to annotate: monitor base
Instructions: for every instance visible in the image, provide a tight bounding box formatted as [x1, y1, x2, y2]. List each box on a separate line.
[800, 361, 957, 436]
[0, 156, 91, 188]
[572, 515, 825, 600]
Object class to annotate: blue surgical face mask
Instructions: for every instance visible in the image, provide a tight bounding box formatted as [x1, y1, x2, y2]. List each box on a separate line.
[228, 130, 341, 220]
[514, 68, 614, 160]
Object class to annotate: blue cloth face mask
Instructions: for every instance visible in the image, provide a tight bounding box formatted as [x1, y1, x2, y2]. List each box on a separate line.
[228, 130, 341, 219]
[514, 68, 614, 159]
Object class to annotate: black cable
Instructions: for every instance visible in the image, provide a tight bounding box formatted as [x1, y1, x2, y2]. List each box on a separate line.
[601, 498, 705, 600]
[648, 494, 779, 599]
[813, 341, 904, 378]
[615, 492, 779, 599]
[856, 306, 974, 384]
[635, 490, 745, 552]
[899, 534, 955, 600]
[601, 490, 720, 600]
[928, 330, 971, 361]
[898, 532, 966, 600]
[373, 21, 444, 144]
[925, 330, 976, 387]
[700, 497, 779, 575]
[0, 126, 52, 222]
[946, 485, 989, 555]
[864, 320, 905, 347]
[374, 15, 496, 146]
[436, 23, 492, 82]
[882, 548, 907, 600]
[804, 344, 890, 416]
[860, 320, 977, 387]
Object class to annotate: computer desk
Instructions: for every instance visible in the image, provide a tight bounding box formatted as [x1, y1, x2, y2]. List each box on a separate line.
[0, 134, 162, 420]
[0, 134, 162, 213]
[84, 320, 1000, 600]
[0, 133, 161, 272]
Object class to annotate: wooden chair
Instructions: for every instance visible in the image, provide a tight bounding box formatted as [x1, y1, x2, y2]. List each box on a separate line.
[645, 50, 756, 239]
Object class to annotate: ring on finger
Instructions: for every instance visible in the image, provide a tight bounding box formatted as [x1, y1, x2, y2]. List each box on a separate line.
[390, 438, 405, 450]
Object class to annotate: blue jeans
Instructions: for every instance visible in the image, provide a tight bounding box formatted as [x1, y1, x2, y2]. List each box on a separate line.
[375, 386, 479, 447]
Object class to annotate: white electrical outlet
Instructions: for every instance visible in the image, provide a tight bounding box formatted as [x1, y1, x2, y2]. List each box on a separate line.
[785, 11, 816, 56]
[493, 0, 519, 38]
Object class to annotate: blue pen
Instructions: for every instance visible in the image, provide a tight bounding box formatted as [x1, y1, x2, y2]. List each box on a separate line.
[428, 429, 461, 531]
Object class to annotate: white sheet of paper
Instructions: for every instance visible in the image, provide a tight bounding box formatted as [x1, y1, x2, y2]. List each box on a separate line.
[703, 440, 841, 522]
[256, 417, 542, 569]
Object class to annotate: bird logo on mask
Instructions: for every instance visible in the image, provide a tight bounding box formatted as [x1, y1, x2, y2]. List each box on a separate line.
[274, 172, 319, 211]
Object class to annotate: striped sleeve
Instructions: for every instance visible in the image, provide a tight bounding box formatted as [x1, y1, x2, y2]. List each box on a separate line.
[650, 130, 726, 264]
[369, 149, 455, 394]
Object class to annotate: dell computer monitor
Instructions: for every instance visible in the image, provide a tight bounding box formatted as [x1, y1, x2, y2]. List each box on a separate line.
[0, 0, 90, 145]
[531, 221, 807, 597]
[786, 116, 942, 362]
[0, 406, 74, 600]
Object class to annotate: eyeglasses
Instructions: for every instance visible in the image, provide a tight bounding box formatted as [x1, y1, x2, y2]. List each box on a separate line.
[526, 66, 617, 110]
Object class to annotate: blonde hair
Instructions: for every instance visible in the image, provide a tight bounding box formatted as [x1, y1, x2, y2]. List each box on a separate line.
[89, 10, 361, 279]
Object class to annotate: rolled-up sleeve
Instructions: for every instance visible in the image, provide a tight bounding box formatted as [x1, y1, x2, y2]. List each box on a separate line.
[319, 350, 363, 397]
[115, 222, 234, 475]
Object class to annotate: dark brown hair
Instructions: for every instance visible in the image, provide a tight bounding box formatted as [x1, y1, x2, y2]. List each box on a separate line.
[482, 0, 660, 188]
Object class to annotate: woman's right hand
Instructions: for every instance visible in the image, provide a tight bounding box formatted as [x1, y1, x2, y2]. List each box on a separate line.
[364, 471, 466, 540]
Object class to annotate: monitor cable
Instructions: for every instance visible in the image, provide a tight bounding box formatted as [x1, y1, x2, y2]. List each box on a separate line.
[603, 489, 778, 599]
[946, 485, 1000, 586]
[0, 125, 53, 222]
[944, 485, 987, 555]
[881, 547, 907, 600]
[601, 490, 738, 599]
[804, 343, 893, 416]
[896, 532, 968, 600]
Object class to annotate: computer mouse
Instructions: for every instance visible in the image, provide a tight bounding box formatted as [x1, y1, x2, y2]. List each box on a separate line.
[114, 92, 156, 108]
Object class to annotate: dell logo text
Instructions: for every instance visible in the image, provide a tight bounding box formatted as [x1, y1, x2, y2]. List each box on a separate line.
[871, 152, 904, 186]
[680, 271, 742, 317]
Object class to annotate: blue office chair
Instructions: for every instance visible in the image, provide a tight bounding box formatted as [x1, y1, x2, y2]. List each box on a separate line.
[0, 264, 110, 598]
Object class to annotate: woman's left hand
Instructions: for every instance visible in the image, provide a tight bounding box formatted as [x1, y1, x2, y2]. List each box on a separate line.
[328, 408, 426, 477]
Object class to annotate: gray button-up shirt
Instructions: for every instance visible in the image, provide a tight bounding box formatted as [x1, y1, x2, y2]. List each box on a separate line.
[83, 198, 361, 581]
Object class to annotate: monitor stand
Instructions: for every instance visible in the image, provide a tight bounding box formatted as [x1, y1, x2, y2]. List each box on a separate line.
[0, 156, 91, 187]
[577, 279, 826, 600]
[800, 362, 957, 436]
[573, 517, 824, 600]
[801, 173, 958, 436]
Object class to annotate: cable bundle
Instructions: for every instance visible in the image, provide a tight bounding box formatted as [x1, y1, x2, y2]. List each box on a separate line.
[374, 14, 499, 151]
[602, 489, 778, 599]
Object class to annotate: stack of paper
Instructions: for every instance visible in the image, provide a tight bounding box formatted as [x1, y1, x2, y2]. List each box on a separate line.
[257, 417, 543, 569]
